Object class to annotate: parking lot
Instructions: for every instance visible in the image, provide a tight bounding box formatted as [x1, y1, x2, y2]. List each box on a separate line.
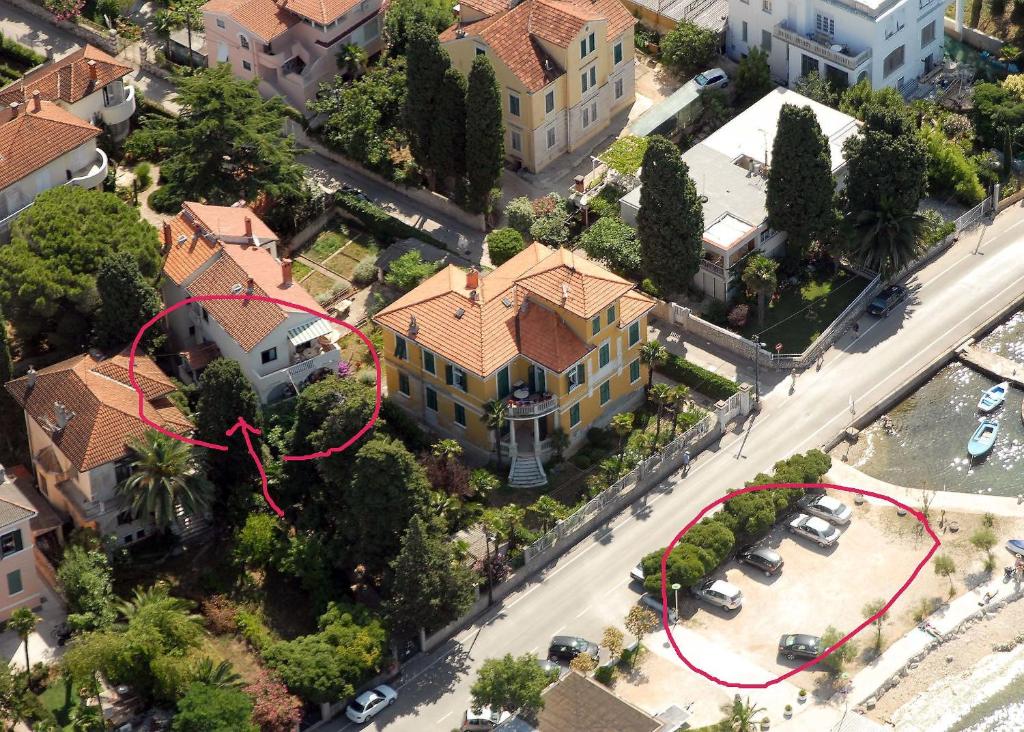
[671, 491, 931, 684]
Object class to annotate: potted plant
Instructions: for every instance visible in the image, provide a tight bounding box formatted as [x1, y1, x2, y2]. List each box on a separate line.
[798, 689, 807, 703]
[784, 704, 793, 719]
[761, 716, 771, 730]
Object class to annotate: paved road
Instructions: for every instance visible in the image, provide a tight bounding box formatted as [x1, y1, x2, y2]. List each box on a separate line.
[320, 204, 1024, 731]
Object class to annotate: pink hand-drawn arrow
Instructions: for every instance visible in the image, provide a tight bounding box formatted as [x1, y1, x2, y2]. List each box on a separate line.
[126, 293, 382, 517]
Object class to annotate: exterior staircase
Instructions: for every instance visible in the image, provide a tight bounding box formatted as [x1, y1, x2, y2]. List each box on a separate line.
[172, 504, 213, 544]
[508, 454, 547, 488]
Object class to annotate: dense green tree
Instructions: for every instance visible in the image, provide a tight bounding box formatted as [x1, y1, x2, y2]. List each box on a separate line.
[641, 543, 715, 592]
[172, 683, 256, 732]
[680, 518, 735, 566]
[432, 66, 468, 187]
[637, 136, 703, 295]
[385, 514, 478, 637]
[659, 21, 718, 76]
[766, 104, 835, 256]
[733, 48, 773, 108]
[385, 250, 440, 291]
[56, 545, 117, 631]
[794, 71, 839, 107]
[722, 491, 777, 540]
[117, 431, 212, 532]
[234, 512, 284, 571]
[92, 252, 162, 351]
[819, 625, 857, 675]
[126, 64, 304, 212]
[971, 82, 1024, 169]
[384, 0, 456, 56]
[0, 186, 161, 348]
[847, 196, 927, 277]
[839, 79, 905, 120]
[404, 25, 451, 181]
[741, 254, 779, 329]
[578, 216, 641, 278]
[487, 228, 525, 266]
[0, 309, 24, 464]
[465, 55, 505, 213]
[920, 126, 985, 205]
[471, 654, 551, 719]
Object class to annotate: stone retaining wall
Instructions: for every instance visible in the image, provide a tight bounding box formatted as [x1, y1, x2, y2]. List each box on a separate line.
[6, 0, 117, 53]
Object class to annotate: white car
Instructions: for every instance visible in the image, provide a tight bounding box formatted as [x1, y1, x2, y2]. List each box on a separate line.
[462, 706, 512, 731]
[691, 579, 743, 610]
[789, 514, 841, 547]
[693, 68, 729, 91]
[802, 495, 853, 525]
[345, 685, 397, 724]
[630, 563, 646, 583]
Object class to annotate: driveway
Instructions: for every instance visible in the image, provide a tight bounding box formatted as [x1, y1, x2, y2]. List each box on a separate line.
[0, 584, 67, 671]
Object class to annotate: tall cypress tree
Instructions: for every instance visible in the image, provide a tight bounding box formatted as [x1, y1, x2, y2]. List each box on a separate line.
[766, 104, 835, 258]
[93, 253, 163, 351]
[465, 55, 504, 214]
[404, 24, 450, 182]
[637, 136, 704, 296]
[0, 307, 25, 464]
[843, 104, 927, 219]
[432, 66, 468, 190]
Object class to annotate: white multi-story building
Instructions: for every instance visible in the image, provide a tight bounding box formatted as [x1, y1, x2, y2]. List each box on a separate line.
[727, 0, 946, 92]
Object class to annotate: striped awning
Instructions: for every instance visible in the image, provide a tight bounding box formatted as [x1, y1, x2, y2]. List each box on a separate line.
[287, 319, 333, 345]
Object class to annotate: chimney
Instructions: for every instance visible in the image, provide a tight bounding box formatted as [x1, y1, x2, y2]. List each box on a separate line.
[31, 90, 41, 113]
[574, 175, 585, 194]
[469, 290, 478, 302]
[466, 268, 480, 290]
[281, 258, 293, 287]
[244, 216, 253, 237]
[409, 315, 418, 336]
[245, 277, 255, 295]
[162, 221, 172, 249]
[87, 60, 97, 82]
[8, 101, 19, 118]
[26, 366, 37, 389]
[54, 402, 75, 430]
[561, 282, 570, 303]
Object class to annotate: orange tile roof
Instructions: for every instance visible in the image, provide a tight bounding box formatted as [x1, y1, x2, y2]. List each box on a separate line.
[161, 212, 217, 286]
[528, 0, 599, 47]
[281, 0, 361, 24]
[0, 45, 132, 108]
[376, 243, 648, 377]
[618, 289, 655, 327]
[201, 0, 299, 41]
[4, 352, 191, 472]
[0, 100, 99, 191]
[462, 0, 509, 15]
[183, 201, 278, 242]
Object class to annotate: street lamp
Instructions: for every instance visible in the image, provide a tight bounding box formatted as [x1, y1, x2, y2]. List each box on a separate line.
[670, 583, 681, 621]
[483, 531, 496, 605]
[751, 335, 767, 403]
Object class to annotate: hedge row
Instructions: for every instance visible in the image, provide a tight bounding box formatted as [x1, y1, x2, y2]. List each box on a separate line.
[335, 191, 447, 249]
[0, 34, 45, 70]
[660, 354, 739, 401]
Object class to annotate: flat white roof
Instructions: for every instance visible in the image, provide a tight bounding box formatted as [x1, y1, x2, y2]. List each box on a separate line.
[704, 214, 755, 249]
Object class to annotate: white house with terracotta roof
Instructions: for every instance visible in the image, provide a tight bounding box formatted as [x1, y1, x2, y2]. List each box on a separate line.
[4, 352, 193, 545]
[160, 202, 341, 403]
[441, 0, 637, 173]
[201, 0, 385, 110]
[0, 97, 108, 240]
[0, 45, 136, 141]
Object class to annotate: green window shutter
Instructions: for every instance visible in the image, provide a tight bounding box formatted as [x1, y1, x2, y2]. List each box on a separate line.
[445, 364, 454, 385]
[600, 381, 610, 404]
[399, 373, 410, 395]
[424, 352, 435, 374]
[570, 403, 580, 427]
[426, 387, 438, 410]
[6, 570, 21, 595]
[591, 316, 600, 335]
[454, 403, 466, 426]
[498, 367, 511, 398]
[576, 363, 585, 385]
[629, 321, 640, 346]
[607, 305, 615, 325]
[630, 359, 640, 382]
[12, 530, 22, 553]
[599, 344, 610, 368]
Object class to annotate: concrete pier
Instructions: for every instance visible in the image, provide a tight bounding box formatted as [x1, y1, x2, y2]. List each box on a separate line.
[957, 343, 1024, 388]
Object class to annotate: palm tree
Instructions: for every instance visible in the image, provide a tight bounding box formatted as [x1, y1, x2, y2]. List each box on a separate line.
[648, 383, 672, 453]
[337, 42, 368, 78]
[116, 431, 212, 533]
[742, 254, 779, 329]
[428, 490, 462, 529]
[152, 8, 177, 60]
[639, 340, 668, 395]
[172, 0, 205, 69]
[191, 658, 244, 689]
[68, 702, 104, 732]
[432, 438, 463, 463]
[496, 504, 526, 553]
[481, 400, 509, 469]
[8, 607, 39, 672]
[667, 385, 691, 441]
[118, 585, 203, 643]
[723, 695, 767, 732]
[849, 196, 927, 277]
[528, 495, 567, 532]
[610, 412, 634, 472]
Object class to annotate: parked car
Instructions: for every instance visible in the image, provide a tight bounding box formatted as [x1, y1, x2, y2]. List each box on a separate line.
[345, 685, 397, 724]
[630, 562, 646, 584]
[867, 285, 908, 317]
[778, 634, 823, 660]
[693, 68, 729, 91]
[548, 635, 599, 662]
[691, 579, 743, 610]
[640, 593, 678, 624]
[801, 495, 853, 525]
[737, 546, 784, 576]
[788, 514, 841, 547]
[461, 706, 512, 731]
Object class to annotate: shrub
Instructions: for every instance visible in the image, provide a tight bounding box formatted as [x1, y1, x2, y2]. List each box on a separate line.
[640, 278, 661, 298]
[587, 192, 620, 219]
[530, 215, 570, 246]
[578, 216, 640, 278]
[235, 609, 273, 651]
[727, 304, 750, 328]
[133, 162, 152, 191]
[594, 664, 617, 685]
[0, 34, 45, 67]
[385, 250, 439, 291]
[921, 127, 985, 205]
[487, 227, 525, 265]
[660, 21, 718, 76]
[601, 136, 649, 175]
[660, 354, 740, 400]
[201, 595, 239, 635]
[351, 257, 378, 286]
[43, 0, 85, 21]
[335, 191, 446, 247]
[504, 196, 535, 235]
[531, 193, 567, 218]
[148, 183, 184, 213]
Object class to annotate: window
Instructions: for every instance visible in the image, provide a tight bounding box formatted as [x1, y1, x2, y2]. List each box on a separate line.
[509, 93, 520, 117]
[545, 90, 555, 113]
[606, 305, 616, 325]
[6, 570, 22, 596]
[114, 459, 132, 484]
[591, 315, 601, 335]
[239, 35, 250, 49]
[629, 358, 641, 383]
[446, 364, 468, 392]
[921, 21, 936, 46]
[511, 130, 522, 152]
[614, 78, 624, 99]
[568, 363, 585, 391]
[547, 127, 556, 149]
[762, 29, 771, 52]
[815, 13, 835, 35]
[395, 336, 408, 360]
[454, 403, 466, 426]
[261, 347, 277, 364]
[0, 530, 23, 558]
[741, 21, 748, 43]
[628, 321, 640, 347]
[426, 386, 438, 411]
[242, 60, 252, 71]
[614, 42, 623, 64]
[589, 66, 597, 88]
[883, 45, 905, 77]
[583, 106, 591, 128]
[599, 381, 611, 405]
[588, 32, 595, 54]
[366, 18, 380, 40]
[423, 350, 435, 374]
[581, 71, 590, 93]
[759, 228, 775, 244]
[498, 367, 511, 398]
[396, 373, 409, 396]
[117, 510, 133, 526]
[216, 18, 225, 28]
[762, 0, 771, 11]
[599, 342, 610, 368]
[569, 403, 581, 427]
[580, 39, 588, 58]
[476, 46, 486, 55]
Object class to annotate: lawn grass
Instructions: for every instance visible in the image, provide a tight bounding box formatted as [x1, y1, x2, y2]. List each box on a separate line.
[204, 633, 265, 684]
[292, 259, 312, 281]
[325, 252, 363, 280]
[342, 238, 379, 261]
[38, 679, 76, 731]
[739, 270, 870, 353]
[306, 231, 347, 264]
[301, 271, 337, 299]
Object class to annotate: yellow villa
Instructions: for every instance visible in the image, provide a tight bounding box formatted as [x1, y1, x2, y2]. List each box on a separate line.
[374, 244, 655, 487]
[440, 0, 637, 174]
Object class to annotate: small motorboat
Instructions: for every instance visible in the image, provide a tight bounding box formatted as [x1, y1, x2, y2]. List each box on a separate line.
[1007, 539, 1024, 556]
[978, 382, 1010, 413]
[968, 419, 999, 458]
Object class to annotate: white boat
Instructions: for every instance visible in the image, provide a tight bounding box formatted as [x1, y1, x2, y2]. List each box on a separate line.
[978, 382, 1009, 413]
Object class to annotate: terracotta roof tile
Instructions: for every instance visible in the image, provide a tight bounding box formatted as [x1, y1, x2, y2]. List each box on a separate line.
[161, 213, 217, 286]
[0, 45, 132, 108]
[201, 0, 299, 41]
[281, 0, 361, 24]
[0, 101, 99, 190]
[518, 300, 591, 372]
[4, 352, 191, 472]
[618, 289, 655, 327]
[516, 247, 634, 318]
[528, 0, 597, 47]
[462, 0, 509, 15]
[91, 353, 178, 400]
[183, 202, 278, 242]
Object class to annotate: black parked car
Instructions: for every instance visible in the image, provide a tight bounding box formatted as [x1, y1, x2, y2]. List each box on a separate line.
[778, 634, 822, 660]
[737, 546, 784, 576]
[548, 635, 599, 662]
[867, 285, 908, 317]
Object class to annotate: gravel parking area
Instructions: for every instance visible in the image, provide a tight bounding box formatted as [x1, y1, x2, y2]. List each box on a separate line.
[673, 491, 932, 686]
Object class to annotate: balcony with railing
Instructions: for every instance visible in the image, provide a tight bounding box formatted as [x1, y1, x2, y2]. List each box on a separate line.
[772, 22, 872, 70]
[505, 391, 559, 419]
[68, 148, 108, 189]
[100, 86, 135, 126]
[699, 257, 727, 279]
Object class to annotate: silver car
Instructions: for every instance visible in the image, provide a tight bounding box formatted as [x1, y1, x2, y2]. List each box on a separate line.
[691, 579, 743, 610]
[640, 593, 678, 624]
[789, 514, 841, 547]
[693, 67, 729, 91]
[802, 495, 853, 525]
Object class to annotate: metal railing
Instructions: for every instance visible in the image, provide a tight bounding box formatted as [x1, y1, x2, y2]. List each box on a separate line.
[773, 22, 872, 70]
[506, 394, 559, 418]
